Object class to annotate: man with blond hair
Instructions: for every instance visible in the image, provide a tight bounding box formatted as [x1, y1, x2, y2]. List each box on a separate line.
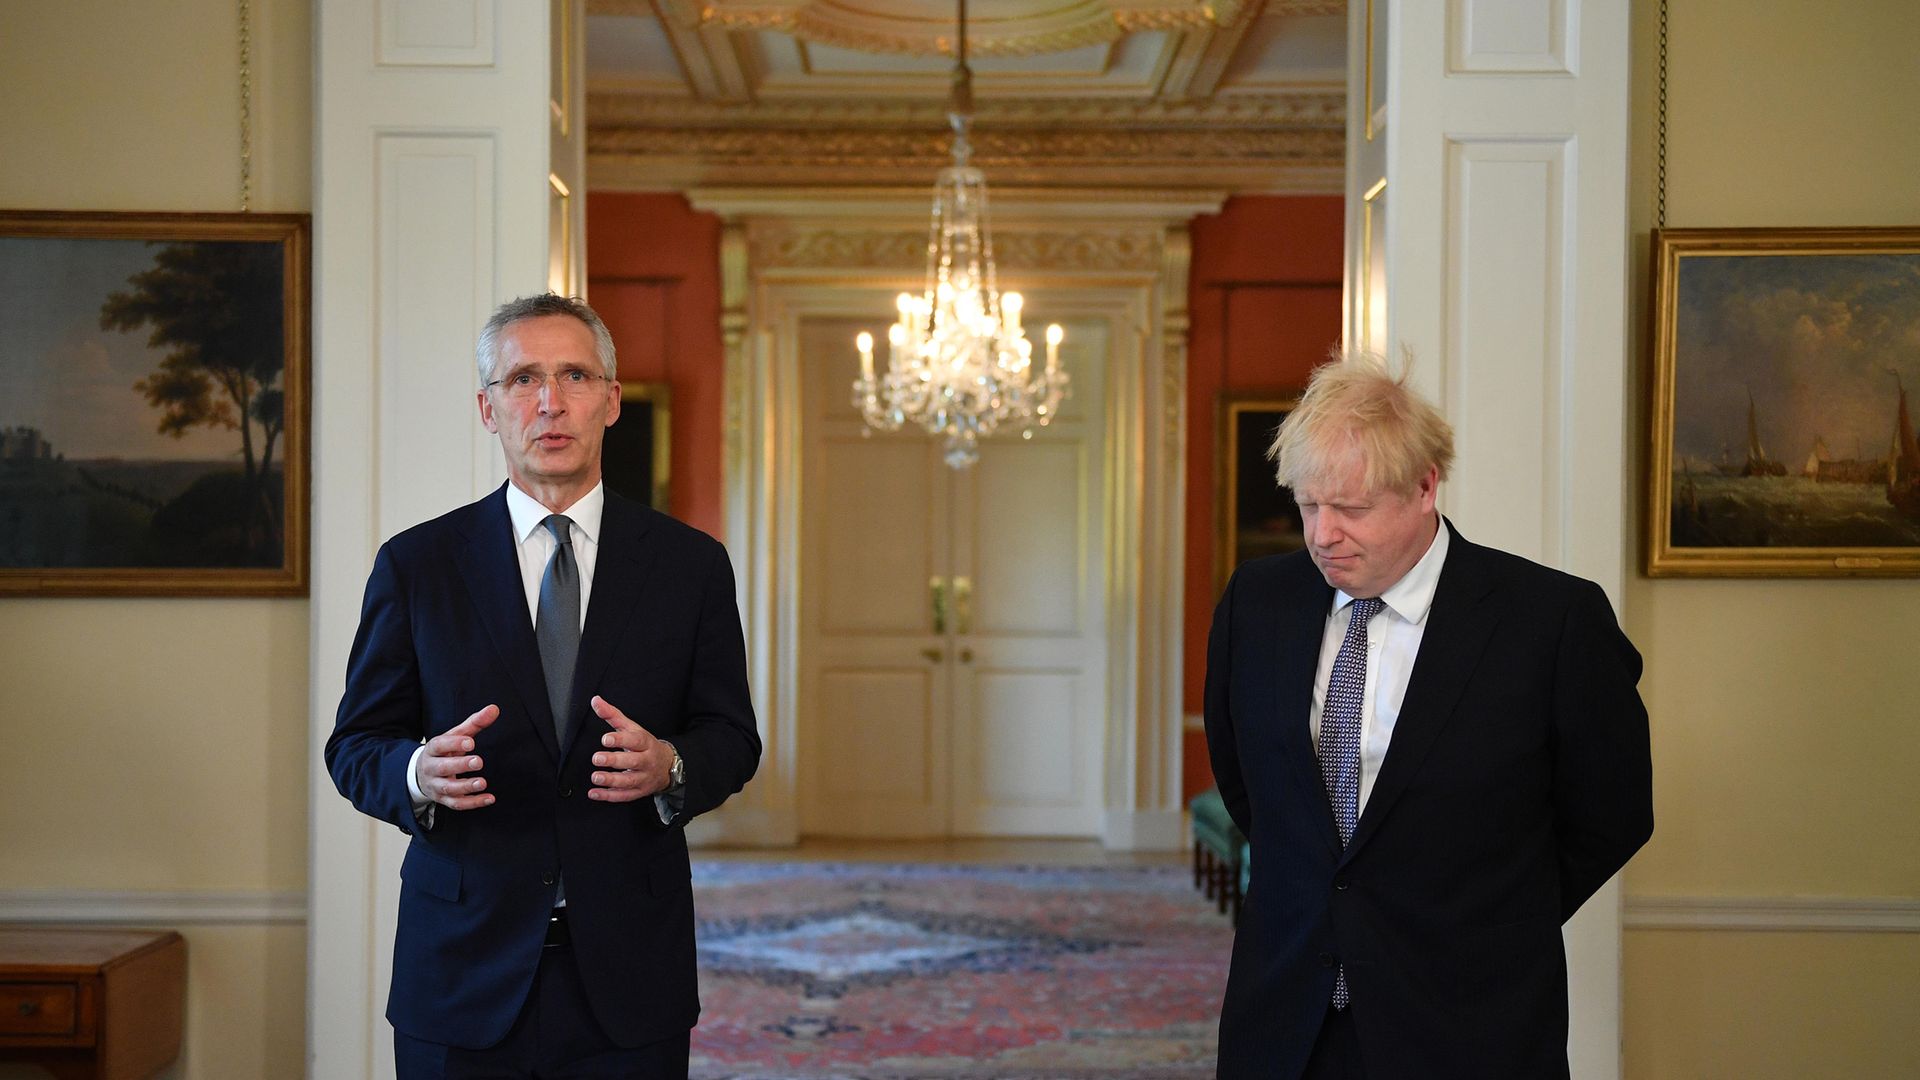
[1204, 355, 1651, 1079]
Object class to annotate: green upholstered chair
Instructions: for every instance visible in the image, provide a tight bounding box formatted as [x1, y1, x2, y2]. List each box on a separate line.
[1189, 787, 1248, 923]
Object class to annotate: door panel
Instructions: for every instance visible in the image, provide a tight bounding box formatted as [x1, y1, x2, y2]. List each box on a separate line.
[801, 307, 1105, 838]
[968, 440, 1082, 637]
[820, 438, 939, 634]
[949, 317, 1107, 837]
[800, 315, 951, 836]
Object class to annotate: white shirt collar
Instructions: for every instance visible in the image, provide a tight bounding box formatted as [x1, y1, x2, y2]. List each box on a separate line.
[504, 480, 605, 546]
[1334, 516, 1450, 625]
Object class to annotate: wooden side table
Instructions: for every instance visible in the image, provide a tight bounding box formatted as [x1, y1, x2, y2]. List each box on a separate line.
[0, 929, 185, 1080]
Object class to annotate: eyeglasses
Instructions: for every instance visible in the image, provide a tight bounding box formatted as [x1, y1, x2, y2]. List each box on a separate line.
[483, 367, 610, 401]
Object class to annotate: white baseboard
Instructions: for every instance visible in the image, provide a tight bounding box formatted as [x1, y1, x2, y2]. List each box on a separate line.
[1623, 895, 1920, 933]
[0, 889, 307, 925]
[1103, 808, 1185, 852]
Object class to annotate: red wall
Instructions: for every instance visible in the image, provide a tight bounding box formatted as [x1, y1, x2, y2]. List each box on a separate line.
[1182, 195, 1345, 802]
[586, 193, 725, 539]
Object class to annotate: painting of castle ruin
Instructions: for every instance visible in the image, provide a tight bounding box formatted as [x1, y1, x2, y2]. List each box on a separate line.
[1648, 227, 1920, 576]
[0, 211, 308, 595]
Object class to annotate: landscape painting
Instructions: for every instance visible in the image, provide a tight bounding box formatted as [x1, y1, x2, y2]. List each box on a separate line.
[1648, 227, 1920, 576]
[0, 211, 309, 595]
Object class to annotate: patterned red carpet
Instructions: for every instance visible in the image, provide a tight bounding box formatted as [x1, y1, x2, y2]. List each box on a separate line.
[688, 862, 1232, 1079]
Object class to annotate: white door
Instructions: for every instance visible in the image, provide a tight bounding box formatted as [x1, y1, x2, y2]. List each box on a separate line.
[799, 309, 1108, 838]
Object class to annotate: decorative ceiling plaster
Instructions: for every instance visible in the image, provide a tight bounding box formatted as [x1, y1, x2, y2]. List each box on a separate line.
[584, 0, 1348, 193]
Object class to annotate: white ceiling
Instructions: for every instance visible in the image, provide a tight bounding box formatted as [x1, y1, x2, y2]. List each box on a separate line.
[584, 0, 1348, 192]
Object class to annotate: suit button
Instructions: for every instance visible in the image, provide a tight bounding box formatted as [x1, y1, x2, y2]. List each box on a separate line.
[541, 872, 555, 887]
[1319, 952, 1336, 968]
[1333, 877, 1350, 891]
[560, 784, 573, 798]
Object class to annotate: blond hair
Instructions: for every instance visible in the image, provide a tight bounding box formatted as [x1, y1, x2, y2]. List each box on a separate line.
[1267, 351, 1455, 494]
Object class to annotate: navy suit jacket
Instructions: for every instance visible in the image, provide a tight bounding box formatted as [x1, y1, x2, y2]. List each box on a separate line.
[326, 484, 761, 1049]
[1204, 523, 1652, 1079]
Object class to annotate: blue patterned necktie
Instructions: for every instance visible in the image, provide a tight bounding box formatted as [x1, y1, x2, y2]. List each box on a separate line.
[1320, 595, 1383, 1009]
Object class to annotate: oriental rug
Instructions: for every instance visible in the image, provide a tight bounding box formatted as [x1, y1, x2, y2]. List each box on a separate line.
[688, 862, 1231, 1080]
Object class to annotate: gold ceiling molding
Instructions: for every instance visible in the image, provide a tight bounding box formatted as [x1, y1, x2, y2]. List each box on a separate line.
[589, 125, 1342, 166]
[628, 0, 1255, 58]
[587, 91, 1345, 129]
[746, 225, 1167, 272]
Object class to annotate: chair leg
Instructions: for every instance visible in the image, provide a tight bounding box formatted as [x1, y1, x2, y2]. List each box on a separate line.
[1213, 861, 1231, 914]
[1193, 841, 1204, 889]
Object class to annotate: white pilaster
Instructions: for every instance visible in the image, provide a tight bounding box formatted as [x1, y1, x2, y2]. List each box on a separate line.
[309, 2, 553, 1075]
[1347, 1, 1632, 1076]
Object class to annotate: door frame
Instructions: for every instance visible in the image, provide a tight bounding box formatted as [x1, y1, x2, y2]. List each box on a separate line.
[685, 189, 1221, 849]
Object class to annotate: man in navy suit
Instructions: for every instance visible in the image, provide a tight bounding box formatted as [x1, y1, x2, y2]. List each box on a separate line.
[327, 294, 760, 1078]
[1204, 356, 1652, 1079]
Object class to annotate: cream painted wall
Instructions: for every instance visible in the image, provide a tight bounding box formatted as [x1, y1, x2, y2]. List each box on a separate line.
[0, 2, 311, 1078]
[1623, 2, 1920, 1077]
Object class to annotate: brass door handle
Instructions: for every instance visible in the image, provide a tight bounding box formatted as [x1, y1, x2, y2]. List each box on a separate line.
[930, 576, 948, 634]
[959, 647, 974, 664]
[953, 576, 973, 635]
[921, 647, 944, 663]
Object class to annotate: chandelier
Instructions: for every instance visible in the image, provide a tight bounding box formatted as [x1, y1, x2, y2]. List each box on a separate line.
[852, 0, 1068, 469]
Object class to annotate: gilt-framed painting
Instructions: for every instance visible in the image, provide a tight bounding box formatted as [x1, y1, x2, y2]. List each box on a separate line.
[1219, 394, 1304, 590]
[603, 380, 671, 511]
[0, 210, 310, 596]
[1648, 227, 1920, 577]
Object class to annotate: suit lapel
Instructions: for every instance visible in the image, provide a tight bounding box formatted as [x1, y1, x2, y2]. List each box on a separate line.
[1274, 564, 1344, 858]
[1342, 523, 1501, 860]
[454, 485, 561, 763]
[559, 493, 658, 758]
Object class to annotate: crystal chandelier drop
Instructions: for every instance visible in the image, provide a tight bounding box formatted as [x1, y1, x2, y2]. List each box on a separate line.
[851, 0, 1068, 469]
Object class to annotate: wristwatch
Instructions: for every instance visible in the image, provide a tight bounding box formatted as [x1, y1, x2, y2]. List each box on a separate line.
[664, 742, 686, 791]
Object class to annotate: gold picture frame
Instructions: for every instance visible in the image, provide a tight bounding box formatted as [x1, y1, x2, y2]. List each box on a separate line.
[1219, 394, 1304, 591]
[605, 381, 671, 511]
[1647, 226, 1920, 577]
[0, 210, 310, 596]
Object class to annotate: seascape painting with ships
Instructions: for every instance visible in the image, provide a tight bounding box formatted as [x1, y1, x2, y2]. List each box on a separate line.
[0, 223, 300, 586]
[1666, 246, 1920, 554]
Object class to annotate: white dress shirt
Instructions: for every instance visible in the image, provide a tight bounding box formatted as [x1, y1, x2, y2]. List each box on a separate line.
[1308, 521, 1450, 814]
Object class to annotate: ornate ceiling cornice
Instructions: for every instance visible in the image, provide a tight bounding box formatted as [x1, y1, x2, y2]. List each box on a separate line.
[744, 224, 1170, 272]
[592, 125, 1340, 164]
[587, 91, 1345, 130]
[589, 0, 1261, 58]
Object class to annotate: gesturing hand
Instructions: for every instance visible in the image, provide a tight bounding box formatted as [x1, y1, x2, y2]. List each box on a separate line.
[588, 695, 675, 802]
[415, 704, 499, 810]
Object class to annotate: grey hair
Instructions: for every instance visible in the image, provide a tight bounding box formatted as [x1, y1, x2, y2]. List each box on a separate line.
[1267, 349, 1455, 495]
[475, 294, 618, 386]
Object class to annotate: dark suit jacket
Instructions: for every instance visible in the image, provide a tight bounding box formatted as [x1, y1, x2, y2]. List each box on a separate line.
[1204, 522, 1651, 1079]
[325, 484, 761, 1050]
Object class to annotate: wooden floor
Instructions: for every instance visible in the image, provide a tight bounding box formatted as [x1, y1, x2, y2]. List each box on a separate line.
[694, 837, 1184, 868]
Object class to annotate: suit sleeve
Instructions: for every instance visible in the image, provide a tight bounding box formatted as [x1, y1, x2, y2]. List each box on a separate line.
[1551, 579, 1654, 920]
[666, 540, 763, 822]
[324, 543, 432, 837]
[1203, 569, 1253, 840]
